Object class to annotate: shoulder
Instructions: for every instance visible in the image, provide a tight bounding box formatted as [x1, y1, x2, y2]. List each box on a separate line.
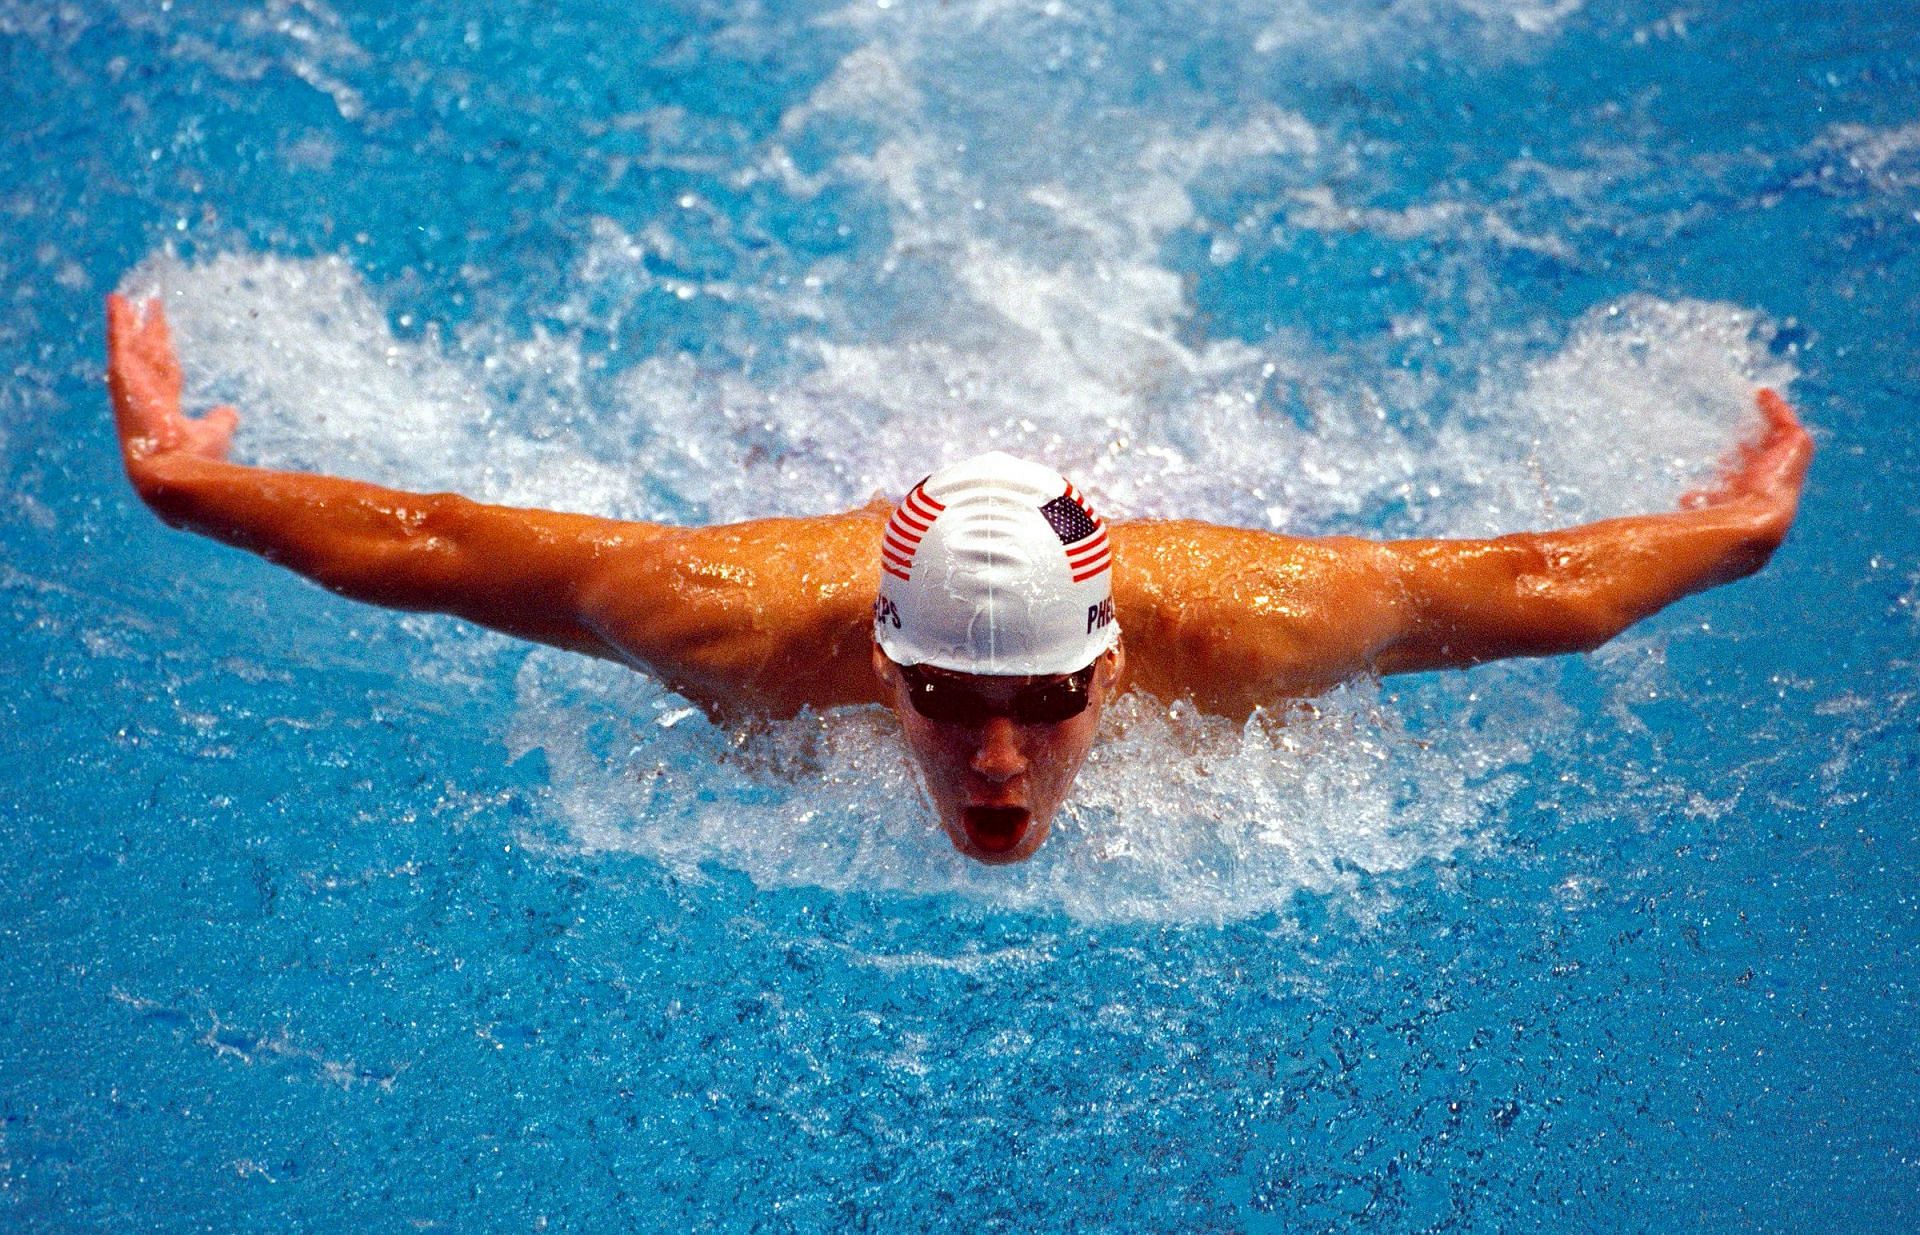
[1111, 519, 1395, 609]
[579, 506, 891, 717]
[1110, 520, 1406, 712]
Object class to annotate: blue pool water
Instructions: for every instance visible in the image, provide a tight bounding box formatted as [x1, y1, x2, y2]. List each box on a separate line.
[4, 0, 1918, 1227]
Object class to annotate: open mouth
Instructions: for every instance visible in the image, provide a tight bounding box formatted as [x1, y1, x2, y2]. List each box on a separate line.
[962, 806, 1032, 855]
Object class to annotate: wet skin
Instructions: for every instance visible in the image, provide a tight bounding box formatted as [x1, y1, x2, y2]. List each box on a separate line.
[107, 296, 1813, 867]
[872, 644, 1126, 863]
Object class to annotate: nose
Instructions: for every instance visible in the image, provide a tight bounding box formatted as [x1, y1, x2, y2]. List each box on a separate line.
[969, 716, 1028, 783]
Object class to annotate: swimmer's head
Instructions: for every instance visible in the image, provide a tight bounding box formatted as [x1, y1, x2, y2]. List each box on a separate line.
[873, 451, 1119, 676]
[871, 453, 1123, 863]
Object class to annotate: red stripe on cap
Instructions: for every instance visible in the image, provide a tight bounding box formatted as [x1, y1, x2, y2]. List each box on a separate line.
[1069, 536, 1110, 561]
[884, 518, 924, 545]
[883, 537, 918, 565]
[882, 564, 911, 581]
[910, 487, 948, 522]
[1066, 535, 1109, 564]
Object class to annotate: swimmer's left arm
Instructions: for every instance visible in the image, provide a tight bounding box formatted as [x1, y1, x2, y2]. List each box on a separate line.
[1110, 523, 1410, 715]
[1372, 389, 1812, 675]
[1114, 390, 1810, 713]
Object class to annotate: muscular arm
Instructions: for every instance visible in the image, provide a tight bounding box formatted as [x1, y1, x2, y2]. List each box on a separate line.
[1116, 390, 1812, 715]
[128, 451, 660, 660]
[108, 295, 885, 718]
[1373, 390, 1810, 675]
[1110, 523, 1408, 715]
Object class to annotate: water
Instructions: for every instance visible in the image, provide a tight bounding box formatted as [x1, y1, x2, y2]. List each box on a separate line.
[4, 0, 1917, 1228]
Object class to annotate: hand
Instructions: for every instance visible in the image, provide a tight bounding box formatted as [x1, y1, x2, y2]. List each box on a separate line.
[1679, 388, 1813, 530]
[106, 294, 238, 470]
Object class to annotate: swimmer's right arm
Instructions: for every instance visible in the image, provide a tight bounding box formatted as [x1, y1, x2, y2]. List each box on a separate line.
[107, 295, 887, 715]
[108, 294, 674, 661]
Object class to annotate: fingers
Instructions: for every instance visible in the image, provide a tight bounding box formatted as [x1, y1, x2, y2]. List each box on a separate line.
[1727, 388, 1811, 518]
[106, 292, 132, 348]
[1756, 387, 1793, 431]
[107, 293, 163, 448]
[114, 292, 150, 356]
[1752, 389, 1813, 497]
[138, 296, 181, 390]
[106, 293, 195, 461]
[106, 293, 131, 398]
[107, 293, 175, 361]
[1677, 388, 1813, 511]
[1754, 388, 1813, 463]
[107, 294, 147, 401]
[1754, 388, 1811, 452]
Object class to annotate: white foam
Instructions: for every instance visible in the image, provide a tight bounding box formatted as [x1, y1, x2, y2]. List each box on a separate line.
[1817, 120, 1920, 177]
[1812, 119, 1920, 211]
[122, 251, 642, 519]
[1423, 295, 1795, 536]
[506, 648, 1537, 924]
[1284, 185, 1574, 261]
[1252, 0, 1586, 56]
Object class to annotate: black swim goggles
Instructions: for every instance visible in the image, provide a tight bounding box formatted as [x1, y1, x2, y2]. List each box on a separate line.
[898, 662, 1097, 726]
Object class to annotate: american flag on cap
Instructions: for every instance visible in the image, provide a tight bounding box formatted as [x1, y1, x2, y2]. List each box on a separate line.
[1039, 482, 1110, 583]
[881, 477, 944, 581]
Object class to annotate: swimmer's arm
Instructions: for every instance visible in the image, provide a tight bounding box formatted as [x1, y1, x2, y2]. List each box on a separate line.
[128, 462, 883, 715]
[1115, 390, 1809, 713]
[108, 293, 660, 661]
[1109, 524, 1411, 715]
[1372, 389, 1812, 675]
[129, 455, 665, 660]
[109, 294, 887, 714]
[574, 507, 891, 719]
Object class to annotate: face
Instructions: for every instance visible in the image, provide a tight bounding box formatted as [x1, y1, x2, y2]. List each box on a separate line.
[873, 643, 1125, 863]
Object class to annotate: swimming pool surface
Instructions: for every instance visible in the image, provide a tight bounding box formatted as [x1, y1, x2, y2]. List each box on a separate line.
[4, 0, 1917, 1228]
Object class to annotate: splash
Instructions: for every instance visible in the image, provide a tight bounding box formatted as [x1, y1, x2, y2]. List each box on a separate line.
[120, 0, 1795, 922]
[129, 249, 1783, 921]
[505, 647, 1541, 924]
[1810, 119, 1920, 218]
[120, 251, 647, 519]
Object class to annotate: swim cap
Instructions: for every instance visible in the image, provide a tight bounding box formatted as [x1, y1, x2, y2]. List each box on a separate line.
[874, 452, 1120, 676]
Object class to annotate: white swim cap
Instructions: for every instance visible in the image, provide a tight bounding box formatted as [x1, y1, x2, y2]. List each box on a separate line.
[874, 452, 1120, 676]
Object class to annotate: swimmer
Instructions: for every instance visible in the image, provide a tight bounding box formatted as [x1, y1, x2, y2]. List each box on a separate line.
[106, 294, 1812, 863]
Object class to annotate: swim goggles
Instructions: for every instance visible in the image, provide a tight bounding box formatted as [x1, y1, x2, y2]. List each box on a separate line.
[898, 662, 1096, 726]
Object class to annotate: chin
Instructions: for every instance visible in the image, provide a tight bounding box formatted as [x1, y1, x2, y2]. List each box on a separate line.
[948, 806, 1051, 864]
